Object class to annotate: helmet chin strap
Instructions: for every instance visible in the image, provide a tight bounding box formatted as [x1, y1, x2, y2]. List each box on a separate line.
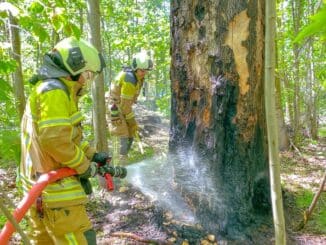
[77, 71, 98, 90]
[71, 73, 81, 81]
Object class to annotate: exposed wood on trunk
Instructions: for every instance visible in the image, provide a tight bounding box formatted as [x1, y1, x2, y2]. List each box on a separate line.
[170, 0, 269, 238]
[224, 10, 250, 96]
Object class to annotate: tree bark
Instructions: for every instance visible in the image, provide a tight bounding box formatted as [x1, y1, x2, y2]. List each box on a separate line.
[291, 0, 303, 144]
[265, 0, 286, 243]
[9, 13, 25, 120]
[275, 42, 289, 151]
[305, 37, 318, 139]
[86, 0, 108, 152]
[306, 1, 318, 140]
[170, 0, 270, 238]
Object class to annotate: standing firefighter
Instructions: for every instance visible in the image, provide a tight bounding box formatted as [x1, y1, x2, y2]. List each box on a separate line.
[108, 52, 153, 164]
[19, 37, 108, 244]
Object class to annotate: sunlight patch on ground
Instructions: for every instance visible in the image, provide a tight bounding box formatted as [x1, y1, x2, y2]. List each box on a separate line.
[281, 173, 322, 192]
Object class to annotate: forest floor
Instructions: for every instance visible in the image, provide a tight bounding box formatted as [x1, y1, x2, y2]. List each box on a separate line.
[1, 104, 325, 244]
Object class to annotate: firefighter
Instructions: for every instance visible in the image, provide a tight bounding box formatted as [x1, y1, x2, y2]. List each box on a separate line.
[19, 37, 108, 244]
[108, 52, 153, 165]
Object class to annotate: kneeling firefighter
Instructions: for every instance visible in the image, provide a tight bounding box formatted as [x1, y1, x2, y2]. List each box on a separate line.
[108, 52, 153, 165]
[19, 37, 108, 244]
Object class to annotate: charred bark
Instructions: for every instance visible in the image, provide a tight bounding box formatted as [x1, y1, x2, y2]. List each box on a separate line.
[170, 0, 270, 238]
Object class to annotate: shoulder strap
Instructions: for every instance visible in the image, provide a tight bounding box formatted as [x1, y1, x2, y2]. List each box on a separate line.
[124, 71, 137, 85]
[39, 79, 70, 98]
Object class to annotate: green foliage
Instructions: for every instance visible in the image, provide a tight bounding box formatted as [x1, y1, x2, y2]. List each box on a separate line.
[318, 126, 326, 137]
[295, 189, 326, 233]
[0, 90, 21, 165]
[0, 78, 13, 101]
[0, 214, 6, 228]
[27, 1, 44, 14]
[156, 94, 171, 117]
[317, 207, 326, 231]
[0, 214, 29, 236]
[0, 56, 20, 166]
[0, 0, 171, 167]
[31, 22, 50, 43]
[101, 0, 171, 107]
[277, 0, 325, 139]
[0, 130, 20, 166]
[0, 2, 19, 17]
[0, 58, 17, 75]
[128, 145, 155, 164]
[294, 1, 326, 42]
[296, 190, 314, 207]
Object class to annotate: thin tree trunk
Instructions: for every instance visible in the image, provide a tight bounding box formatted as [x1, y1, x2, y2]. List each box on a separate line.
[86, 0, 108, 152]
[303, 171, 326, 225]
[265, 0, 286, 244]
[306, 37, 316, 139]
[0, 195, 30, 244]
[291, 0, 302, 144]
[306, 1, 318, 140]
[296, 171, 326, 230]
[278, 5, 293, 130]
[9, 13, 25, 120]
[275, 42, 289, 150]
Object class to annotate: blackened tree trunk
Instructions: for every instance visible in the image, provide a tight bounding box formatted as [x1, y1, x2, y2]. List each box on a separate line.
[170, 0, 270, 238]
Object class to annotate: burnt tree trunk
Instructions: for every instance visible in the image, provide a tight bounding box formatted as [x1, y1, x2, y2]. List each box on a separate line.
[170, 0, 270, 238]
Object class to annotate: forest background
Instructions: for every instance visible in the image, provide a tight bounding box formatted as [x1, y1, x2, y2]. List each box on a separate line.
[0, 0, 325, 244]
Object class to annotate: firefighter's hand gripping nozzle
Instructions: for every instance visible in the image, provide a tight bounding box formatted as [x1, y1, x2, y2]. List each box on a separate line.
[96, 156, 127, 191]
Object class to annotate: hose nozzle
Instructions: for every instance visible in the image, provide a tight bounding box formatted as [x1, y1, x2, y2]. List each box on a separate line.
[99, 165, 127, 179]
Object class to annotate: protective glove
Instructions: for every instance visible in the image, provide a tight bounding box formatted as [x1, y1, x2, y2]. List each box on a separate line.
[78, 162, 98, 179]
[78, 162, 98, 195]
[92, 152, 111, 165]
[110, 104, 119, 118]
[80, 178, 93, 195]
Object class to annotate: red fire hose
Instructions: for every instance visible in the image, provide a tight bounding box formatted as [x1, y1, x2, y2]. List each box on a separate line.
[0, 168, 76, 244]
[0, 163, 119, 244]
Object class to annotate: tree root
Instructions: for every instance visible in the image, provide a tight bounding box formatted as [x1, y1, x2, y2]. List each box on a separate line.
[110, 231, 171, 245]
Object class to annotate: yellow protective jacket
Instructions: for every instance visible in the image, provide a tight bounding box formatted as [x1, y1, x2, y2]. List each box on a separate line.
[108, 70, 143, 137]
[19, 78, 95, 208]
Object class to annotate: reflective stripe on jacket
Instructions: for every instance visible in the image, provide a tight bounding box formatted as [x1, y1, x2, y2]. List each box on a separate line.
[19, 78, 94, 208]
[109, 70, 143, 119]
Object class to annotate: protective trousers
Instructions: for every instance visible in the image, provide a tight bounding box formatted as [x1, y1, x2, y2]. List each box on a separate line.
[27, 204, 96, 245]
[119, 137, 134, 166]
[120, 137, 134, 156]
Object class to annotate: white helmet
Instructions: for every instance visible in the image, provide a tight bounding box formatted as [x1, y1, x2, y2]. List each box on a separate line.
[131, 52, 153, 71]
[53, 37, 105, 76]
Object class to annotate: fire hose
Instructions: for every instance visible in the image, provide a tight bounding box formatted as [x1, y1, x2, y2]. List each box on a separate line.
[0, 164, 127, 244]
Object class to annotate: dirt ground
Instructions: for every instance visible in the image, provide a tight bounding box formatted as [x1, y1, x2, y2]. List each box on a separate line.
[1, 104, 325, 244]
[91, 105, 326, 245]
